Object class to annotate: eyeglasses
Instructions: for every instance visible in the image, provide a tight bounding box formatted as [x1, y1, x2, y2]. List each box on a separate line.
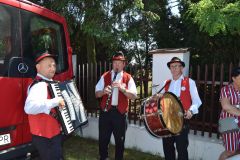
[170, 65, 182, 69]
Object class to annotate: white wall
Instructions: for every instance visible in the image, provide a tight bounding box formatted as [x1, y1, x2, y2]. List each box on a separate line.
[151, 51, 190, 95]
[80, 117, 225, 160]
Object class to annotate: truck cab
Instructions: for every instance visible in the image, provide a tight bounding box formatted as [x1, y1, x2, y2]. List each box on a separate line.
[0, 0, 73, 159]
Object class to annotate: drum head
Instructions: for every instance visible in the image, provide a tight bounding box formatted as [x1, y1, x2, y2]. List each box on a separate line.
[159, 92, 184, 134]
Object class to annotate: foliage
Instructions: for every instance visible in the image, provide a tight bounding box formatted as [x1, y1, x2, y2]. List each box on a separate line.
[29, 0, 160, 64]
[189, 0, 240, 36]
[28, 0, 240, 65]
[154, 0, 183, 48]
[0, 42, 4, 58]
[167, 0, 240, 64]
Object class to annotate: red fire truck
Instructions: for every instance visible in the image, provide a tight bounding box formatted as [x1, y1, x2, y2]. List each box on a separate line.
[0, 0, 73, 159]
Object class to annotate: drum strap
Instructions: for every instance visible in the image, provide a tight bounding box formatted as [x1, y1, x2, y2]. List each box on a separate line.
[156, 80, 171, 94]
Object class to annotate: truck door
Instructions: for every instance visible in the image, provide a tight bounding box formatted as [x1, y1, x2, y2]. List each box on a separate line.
[0, 2, 25, 150]
[20, 4, 72, 143]
[0, 0, 73, 156]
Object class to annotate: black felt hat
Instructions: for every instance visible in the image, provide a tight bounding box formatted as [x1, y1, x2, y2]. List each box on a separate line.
[167, 57, 185, 68]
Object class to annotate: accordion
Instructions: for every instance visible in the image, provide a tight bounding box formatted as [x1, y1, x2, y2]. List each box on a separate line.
[48, 79, 88, 135]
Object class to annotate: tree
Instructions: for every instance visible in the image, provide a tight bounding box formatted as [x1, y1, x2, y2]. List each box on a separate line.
[157, 0, 240, 64]
[30, 0, 160, 64]
[189, 0, 240, 36]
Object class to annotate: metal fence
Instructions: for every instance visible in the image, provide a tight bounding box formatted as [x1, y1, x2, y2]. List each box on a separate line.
[76, 61, 240, 138]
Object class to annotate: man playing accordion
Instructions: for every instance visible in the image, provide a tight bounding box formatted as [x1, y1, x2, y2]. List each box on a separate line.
[24, 51, 65, 160]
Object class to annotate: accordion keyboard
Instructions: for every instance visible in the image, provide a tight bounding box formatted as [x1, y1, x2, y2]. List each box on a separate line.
[50, 83, 74, 135]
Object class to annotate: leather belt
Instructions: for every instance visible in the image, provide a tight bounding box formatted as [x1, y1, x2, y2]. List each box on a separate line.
[111, 105, 118, 109]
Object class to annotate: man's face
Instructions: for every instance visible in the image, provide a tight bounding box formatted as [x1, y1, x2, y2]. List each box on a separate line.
[233, 75, 240, 90]
[169, 62, 183, 78]
[112, 60, 125, 72]
[36, 57, 56, 79]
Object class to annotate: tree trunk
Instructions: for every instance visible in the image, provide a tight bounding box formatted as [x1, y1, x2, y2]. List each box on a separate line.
[86, 35, 96, 63]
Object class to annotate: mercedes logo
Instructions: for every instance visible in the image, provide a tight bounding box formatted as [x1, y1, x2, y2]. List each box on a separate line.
[18, 63, 29, 73]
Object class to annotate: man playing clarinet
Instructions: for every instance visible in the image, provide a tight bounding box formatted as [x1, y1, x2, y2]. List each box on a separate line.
[95, 51, 137, 160]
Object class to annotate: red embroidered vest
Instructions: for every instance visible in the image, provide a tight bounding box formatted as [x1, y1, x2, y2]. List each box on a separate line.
[100, 71, 131, 114]
[28, 76, 61, 138]
[165, 77, 192, 111]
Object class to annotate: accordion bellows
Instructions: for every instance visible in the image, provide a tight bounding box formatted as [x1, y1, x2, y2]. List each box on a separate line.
[48, 79, 88, 135]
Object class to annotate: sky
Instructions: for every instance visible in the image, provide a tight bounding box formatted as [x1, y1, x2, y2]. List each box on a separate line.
[168, 0, 180, 15]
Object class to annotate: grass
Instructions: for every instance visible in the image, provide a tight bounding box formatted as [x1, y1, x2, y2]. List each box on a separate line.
[63, 135, 164, 160]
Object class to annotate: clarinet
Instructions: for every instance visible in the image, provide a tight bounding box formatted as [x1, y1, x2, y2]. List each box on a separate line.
[104, 71, 118, 112]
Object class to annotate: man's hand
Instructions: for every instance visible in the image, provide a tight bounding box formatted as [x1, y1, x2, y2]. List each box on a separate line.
[95, 85, 112, 98]
[58, 98, 65, 109]
[184, 110, 193, 119]
[112, 81, 121, 88]
[112, 82, 127, 94]
[151, 93, 163, 101]
[103, 85, 112, 95]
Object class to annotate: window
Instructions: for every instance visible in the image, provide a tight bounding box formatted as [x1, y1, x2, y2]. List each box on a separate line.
[0, 4, 68, 77]
[0, 4, 20, 77]
[21, 10, 68, 74]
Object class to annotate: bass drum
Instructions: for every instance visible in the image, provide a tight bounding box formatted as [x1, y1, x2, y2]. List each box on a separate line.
[140, 92, 184, 138]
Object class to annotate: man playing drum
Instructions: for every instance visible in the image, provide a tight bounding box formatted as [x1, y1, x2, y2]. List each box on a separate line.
[219, 67, 240, 160]
[156, 57, 202, 160]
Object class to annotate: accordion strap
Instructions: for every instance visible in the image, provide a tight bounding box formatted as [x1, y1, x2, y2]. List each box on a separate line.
[29, 78, 59, 120]
[29, 78, 53, 89]
[49, 108, 59, 120]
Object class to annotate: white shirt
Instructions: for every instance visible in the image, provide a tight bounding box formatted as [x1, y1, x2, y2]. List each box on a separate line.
[162, 75, 202, 114]
[24, 73, 60, 115]
[95, 70, 137, 105]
